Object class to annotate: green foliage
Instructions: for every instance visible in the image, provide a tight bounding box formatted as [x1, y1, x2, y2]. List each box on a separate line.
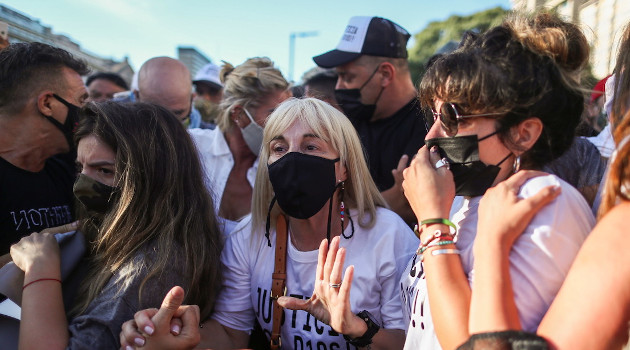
[408, 6, 510, 83]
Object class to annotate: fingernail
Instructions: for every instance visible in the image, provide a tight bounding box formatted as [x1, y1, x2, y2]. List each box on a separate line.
[171, 324, 181, 335]
[431, 146, 438, 153]
[144, 325, 154, 335]
[126, 346, 135, 350]
[134, 337, 145, 346]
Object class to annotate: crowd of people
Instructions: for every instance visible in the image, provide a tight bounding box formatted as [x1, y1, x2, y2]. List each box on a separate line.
[0, 10, 629, 350]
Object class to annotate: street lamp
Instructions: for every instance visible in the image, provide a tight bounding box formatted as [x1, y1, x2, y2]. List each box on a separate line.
[288, 31, 318, 82]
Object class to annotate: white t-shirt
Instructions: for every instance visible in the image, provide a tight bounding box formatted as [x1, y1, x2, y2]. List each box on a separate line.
[401, 175, 595, 349]
[188, 128, 258, 235]
[213, 207, 419, 348]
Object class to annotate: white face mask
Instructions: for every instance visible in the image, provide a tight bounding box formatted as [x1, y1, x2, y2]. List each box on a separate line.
[241, 109, 264, 155]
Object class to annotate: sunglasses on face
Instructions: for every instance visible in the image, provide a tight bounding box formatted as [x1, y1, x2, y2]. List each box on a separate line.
[426, 102, 504, 137]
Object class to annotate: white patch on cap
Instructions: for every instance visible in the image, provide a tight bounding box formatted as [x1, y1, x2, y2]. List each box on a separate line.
[335, 16, 373, 53]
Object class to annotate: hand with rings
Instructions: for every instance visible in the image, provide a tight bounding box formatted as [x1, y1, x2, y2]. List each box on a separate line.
[434, 157, 450, 170]
[277, 236, 368, 338]
[402, 145, 455, 221]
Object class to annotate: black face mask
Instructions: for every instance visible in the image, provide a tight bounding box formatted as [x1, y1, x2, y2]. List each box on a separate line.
[73, 174, 118, 216]
[334, 66, 384, 122]
[425, 132, 511, 197]
[268, 152, 340, 219]
[45, 94, 81, 149]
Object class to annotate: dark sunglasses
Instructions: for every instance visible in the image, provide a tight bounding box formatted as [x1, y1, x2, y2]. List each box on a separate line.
[426, 103, 504, 137]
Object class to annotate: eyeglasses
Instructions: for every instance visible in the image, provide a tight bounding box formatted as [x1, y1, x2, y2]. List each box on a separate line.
[426, 103, 504, 137]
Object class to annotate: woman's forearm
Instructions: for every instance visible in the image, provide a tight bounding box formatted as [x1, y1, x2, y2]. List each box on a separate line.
[19, 267, 67, 350]
[421, 223, 472, 349]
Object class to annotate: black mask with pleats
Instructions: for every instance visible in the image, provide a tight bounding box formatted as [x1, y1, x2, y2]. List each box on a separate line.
[425, 132, 511, 197]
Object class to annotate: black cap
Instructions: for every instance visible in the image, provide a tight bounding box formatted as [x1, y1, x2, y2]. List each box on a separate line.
[313, 16, 411, 68]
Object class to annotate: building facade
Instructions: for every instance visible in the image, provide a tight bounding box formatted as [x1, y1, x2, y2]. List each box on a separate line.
[177, 46, 211, 79]
[512, 0, 630, 78]
[0, 4, 134, 84]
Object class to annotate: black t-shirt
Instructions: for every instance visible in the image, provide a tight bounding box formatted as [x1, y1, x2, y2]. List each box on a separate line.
[350, 98, 428, 191]
[0, 153, 76, 254]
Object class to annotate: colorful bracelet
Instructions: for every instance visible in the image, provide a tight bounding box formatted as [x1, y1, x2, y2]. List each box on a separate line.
[420, 218, 457, 232]
[23, 278, 61, 290]
[431, 248, 460, 257]
[418, 240, 455, 256]
[419, 228, 455, 247]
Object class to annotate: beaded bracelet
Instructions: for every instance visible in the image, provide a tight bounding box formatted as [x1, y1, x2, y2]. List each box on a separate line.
[417, 239, 454, 255]
[417, 228, 455, 249]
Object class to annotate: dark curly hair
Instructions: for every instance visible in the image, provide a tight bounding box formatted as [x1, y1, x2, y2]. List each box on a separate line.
[419, 13, 589, 169]
[0, 42, 89, 115]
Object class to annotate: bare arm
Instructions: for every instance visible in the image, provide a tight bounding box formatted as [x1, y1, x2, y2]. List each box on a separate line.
[402, 145, 471, 349]
[538, 201, 630, 349]
[11, 232, 67, 350]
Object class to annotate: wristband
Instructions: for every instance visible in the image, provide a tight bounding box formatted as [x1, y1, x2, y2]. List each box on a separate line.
[23, 278, 61, 290]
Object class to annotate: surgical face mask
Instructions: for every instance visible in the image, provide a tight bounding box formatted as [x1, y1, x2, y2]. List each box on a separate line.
[73, 173, 119, 215]
[334, 66, 384, 122]
[46, 94, 81, 149]
[242, 109, 264, 155]
[425, 131, 511, 197]
[604, 74, 616, 120]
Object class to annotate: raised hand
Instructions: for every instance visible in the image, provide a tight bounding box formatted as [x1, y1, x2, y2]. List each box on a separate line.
[402, 145, 455, 221]
[277, 236, 367, 338]
[476, 170, 560, 250]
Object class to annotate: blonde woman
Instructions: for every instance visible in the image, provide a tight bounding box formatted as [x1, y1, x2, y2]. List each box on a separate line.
[188, 57, 291, 234]
[121, 98, 418, 349]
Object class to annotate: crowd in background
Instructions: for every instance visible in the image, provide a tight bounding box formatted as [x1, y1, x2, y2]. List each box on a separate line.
[0, 9, 630, 350]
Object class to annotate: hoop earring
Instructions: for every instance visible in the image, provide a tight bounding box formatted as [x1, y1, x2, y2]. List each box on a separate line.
[512, 155, 521, 173]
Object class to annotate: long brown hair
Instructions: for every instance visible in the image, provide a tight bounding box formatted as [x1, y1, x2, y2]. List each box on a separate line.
[71, 102, 222, 320]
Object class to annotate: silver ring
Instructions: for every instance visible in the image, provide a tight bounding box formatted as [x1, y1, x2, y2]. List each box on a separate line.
[434, 158, 449, 170]
[329, 282, 342, 288]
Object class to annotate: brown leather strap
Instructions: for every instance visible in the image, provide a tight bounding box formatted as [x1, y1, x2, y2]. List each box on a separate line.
[270, 215, 288, 349]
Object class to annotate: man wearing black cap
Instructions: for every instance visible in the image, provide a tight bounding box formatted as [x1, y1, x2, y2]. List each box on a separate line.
[314, 16, 426, 225]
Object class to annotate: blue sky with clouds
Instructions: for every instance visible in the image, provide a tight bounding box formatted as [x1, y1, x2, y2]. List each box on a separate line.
[2, 0, 512, 82]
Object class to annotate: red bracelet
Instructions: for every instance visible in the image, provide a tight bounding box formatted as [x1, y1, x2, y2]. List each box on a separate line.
[23, 278, 61, 290]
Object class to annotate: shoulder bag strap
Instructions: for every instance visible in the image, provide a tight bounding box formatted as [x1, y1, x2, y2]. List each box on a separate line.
[270, 214, 288, 350]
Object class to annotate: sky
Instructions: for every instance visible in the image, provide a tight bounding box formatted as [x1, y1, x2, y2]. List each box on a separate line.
[2, 0, 512, 83]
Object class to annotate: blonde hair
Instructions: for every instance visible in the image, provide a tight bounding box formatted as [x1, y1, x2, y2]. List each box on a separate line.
[216, 57, 289, 131]
[251, 98, 386, 232]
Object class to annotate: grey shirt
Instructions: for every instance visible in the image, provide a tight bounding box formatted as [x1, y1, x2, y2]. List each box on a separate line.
[66, 250, 185, 349]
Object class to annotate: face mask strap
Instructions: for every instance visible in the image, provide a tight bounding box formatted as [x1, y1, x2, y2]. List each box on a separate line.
[478, 129, 499, 142]
[359, 65, 381, 91]
[243, 108, 257, 124]
[496, 153, 512, 167]
[265, 196, 277, 247]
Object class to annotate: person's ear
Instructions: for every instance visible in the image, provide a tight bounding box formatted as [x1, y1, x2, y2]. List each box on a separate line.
[510, 117, 543, 155]
[37, 92, 55, 117]
[231, 105, 244, 126]
[378, 62, 395, 87]
[336, 162, 348, 183]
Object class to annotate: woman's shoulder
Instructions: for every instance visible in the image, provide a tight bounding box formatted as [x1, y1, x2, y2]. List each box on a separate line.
[520, 174, 593, 216]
